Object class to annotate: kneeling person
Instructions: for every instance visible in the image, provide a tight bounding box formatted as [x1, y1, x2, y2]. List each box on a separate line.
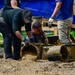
[26, 21, 49, 44]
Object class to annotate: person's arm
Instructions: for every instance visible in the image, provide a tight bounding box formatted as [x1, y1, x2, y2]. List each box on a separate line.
[51, 2, 62, 18]
[42, 31, 49, 44]
[72, 5, 74, 15]
[12, 10, 23, 40]
[15, 30, 22, 40]
[73, 0, 75, 15]
[43, 31, 47, 39]
[48, 1, 62, 28]
[71, 1, 75, 28]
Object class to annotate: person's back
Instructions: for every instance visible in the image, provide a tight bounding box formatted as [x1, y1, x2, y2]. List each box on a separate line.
[3, 8, 24, 32]
[56, 0, 74, 20]
[2, 0, 33, 60]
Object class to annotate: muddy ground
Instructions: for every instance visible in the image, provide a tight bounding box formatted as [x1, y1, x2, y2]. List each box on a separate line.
[0, 55, 75, 75]
[0, 47, 75, 75]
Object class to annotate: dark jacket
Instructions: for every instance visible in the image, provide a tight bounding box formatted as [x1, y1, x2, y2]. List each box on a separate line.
[3, 8, 24, 33]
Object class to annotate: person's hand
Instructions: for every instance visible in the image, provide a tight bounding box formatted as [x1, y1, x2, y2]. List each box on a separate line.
[25, 38, 35, 45]
[22, 37, 30, 45]
[45, 38, 49, 45]
[22, 37, 25, 42]
[48, 18, 54, 28]
[30, 38, 35, 43]
[24, 39, 30, 45]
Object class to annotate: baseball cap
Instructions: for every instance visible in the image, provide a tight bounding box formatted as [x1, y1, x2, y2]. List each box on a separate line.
[22, 8, 32, 23]
[4, 0, 11, 6]
[4, 0, 13, 10]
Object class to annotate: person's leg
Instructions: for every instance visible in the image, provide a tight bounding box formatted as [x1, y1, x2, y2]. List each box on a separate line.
[13, 33, 21, 60]
[57, 18, 73, 45]
[4, 35, 12, 58]
[0, 23, 13, 58]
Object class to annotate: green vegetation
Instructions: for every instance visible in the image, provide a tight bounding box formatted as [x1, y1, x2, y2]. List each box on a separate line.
[0, 43, 4, 47]
[0, 33, 3, 48]
[0, 33, 3, 40]
[70, 30, 75, 38]
[21, 31, 27, 38]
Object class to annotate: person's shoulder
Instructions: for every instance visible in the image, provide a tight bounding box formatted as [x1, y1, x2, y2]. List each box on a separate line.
[14, 8, 23, 12]
[12, 8, 23, 15]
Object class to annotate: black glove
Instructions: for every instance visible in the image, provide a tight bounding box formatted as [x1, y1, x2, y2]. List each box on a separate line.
[22, 37, 30, 45]
[24, 39, 30, 45]
[30, 38, 35, 43]
[22, 37, 35, 45]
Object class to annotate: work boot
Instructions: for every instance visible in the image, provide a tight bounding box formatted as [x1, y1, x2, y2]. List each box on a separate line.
[3, 53, 13, 59]
[13, 56, 22, 60]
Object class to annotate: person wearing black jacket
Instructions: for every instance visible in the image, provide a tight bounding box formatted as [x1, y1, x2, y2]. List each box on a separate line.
[26, 21, 48, 44]
[0, 0, 21, 59]
[2, 0, 34, 60]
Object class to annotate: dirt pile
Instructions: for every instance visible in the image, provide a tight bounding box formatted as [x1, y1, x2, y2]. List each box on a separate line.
[0, 58, 75, 75]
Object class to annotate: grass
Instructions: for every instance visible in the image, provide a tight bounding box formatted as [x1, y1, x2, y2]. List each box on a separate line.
[0, 33, 3, 40]
[70, 30, 75, 38]
[0, 33, 3, 48]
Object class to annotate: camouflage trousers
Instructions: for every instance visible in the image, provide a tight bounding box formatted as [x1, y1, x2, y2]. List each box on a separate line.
[57, 17, 73, 45]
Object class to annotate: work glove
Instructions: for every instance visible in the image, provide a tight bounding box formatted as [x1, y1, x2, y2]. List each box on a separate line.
[30, 38, 35, 43]
[25, 39, 30, 45]
[22, 37, 25, 42]
[24, 38, 35, 45]
[45, 38, 49, 45]
[22, 37, 30, 45]
[48, 17, 54, 28]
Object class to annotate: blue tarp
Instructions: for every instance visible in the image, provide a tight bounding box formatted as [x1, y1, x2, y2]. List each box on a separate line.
[21, 0, 56, 18]
[73, 16, 75, 24]
[0, 0, 56, 18]
[0, 0, 75, 23]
